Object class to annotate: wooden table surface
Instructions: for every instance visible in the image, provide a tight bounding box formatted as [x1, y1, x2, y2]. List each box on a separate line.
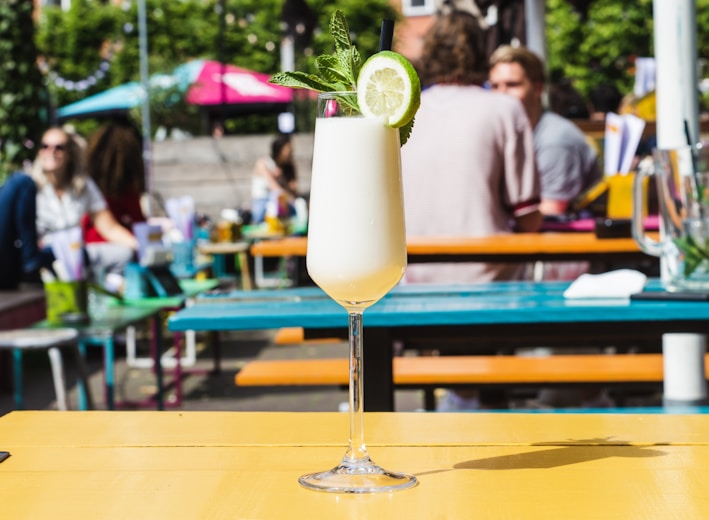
[249, 232, 657, 263]
[197, 241, 250, 255]
[0, 411, 707, 519]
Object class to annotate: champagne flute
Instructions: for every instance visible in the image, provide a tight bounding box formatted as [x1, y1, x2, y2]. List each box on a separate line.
[299, 92, 417, 493]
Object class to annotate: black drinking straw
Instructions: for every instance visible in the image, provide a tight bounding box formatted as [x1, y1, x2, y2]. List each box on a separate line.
[379, 19, 394, 51]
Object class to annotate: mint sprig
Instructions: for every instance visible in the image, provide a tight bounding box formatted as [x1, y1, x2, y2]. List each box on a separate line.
[270, 9, 415, 146]
[270, 10, 359, 96]
[675, 235, 709, 277]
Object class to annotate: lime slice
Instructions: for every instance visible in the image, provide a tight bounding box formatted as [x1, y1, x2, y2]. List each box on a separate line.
[356, 50, 421, 128]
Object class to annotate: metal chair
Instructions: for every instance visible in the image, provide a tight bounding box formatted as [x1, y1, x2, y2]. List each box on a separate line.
[0, 328, 94, 410]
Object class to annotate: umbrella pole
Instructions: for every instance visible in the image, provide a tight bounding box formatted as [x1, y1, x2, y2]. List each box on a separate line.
[138, 0, 153, 216]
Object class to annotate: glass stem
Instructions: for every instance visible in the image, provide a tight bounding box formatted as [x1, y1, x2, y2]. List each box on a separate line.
[344, 310, 370, 464]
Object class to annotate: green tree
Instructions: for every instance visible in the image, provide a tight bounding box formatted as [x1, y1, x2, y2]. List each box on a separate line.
[0, 0, 46, 182]
[546, 0, 709, 100]
[35, 0, 398, 135]
[546, 0, 654, 97]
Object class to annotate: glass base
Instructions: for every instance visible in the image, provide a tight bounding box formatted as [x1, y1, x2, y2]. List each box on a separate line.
[298, 460, 418, 494]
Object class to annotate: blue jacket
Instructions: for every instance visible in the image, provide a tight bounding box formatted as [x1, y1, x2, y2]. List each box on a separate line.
[0, 172, 47, 289]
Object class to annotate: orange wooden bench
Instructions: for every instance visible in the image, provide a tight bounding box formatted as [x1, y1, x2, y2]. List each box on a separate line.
[235, 353, 709, 410]
[273, 327, 340, 346]
[249, 233, 651, 262]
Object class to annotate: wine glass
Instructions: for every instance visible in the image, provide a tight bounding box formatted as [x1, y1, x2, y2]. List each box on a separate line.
[299, 92, 417, 493]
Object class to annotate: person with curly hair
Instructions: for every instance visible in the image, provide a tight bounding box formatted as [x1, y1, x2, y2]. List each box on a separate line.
[403, 9, 541, 286]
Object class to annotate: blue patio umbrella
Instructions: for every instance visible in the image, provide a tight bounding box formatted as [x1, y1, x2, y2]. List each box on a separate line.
[56, 82, 145, 121]
[56, 74, 177, 121]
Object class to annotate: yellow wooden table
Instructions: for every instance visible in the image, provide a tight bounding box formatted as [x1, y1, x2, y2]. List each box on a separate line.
[0, 411, 707, 518]
[197, 241, 252, 290]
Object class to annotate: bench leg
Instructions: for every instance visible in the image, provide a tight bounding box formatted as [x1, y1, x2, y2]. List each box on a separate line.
[12, 349, 23, 410]
[47, 347, 69, 411]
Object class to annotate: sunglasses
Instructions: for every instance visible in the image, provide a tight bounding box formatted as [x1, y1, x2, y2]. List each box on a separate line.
[40, 143, 66, 152]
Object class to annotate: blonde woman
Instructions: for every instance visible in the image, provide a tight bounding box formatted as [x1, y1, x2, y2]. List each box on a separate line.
[32, 126, 138, 279]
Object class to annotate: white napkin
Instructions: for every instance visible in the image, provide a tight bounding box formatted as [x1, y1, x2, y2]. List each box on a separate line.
[563, 269, 647, 299]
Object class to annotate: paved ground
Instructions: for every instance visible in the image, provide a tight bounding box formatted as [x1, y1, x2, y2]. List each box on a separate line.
[0, 328, 427, 415]
[0, 323, 665, 415]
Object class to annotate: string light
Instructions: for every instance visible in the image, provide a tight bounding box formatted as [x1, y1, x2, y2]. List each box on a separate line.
[51, 59, 112, 92]
[46, 30, 124, 92]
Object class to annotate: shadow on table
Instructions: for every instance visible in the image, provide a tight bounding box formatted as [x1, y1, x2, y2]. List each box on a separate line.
[416, 437, 667, 476]
[455, 438, 666, 470]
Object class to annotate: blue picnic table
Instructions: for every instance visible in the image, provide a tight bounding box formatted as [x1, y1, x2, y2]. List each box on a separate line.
[168, 280, 709, 411]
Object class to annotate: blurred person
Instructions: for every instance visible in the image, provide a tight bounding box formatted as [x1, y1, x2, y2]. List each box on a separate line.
[0, 171, 53, 289]
[403, 9, 541, 285]
[251, 134, 299, 224]
[588, 83, 623, 121]
[402, 8, 542, 411]
[548, 78, 591, 120]
[491, 50, 615, 408]
[489, 45, 601, 216]
[83, 121, 146, 243]
[31, 126, 138, 281]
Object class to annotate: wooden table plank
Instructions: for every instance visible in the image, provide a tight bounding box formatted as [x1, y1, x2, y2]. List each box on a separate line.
[1, 411, 708, 519]
[249, 233, 658, 263]
[4, 411, 709, 447]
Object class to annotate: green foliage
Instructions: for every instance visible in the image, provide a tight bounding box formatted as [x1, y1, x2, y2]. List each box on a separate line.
[29, 0, 709, 139]
[35, 0, 397, 136]
[0, 0, 46, 182]
[546, 0, 709, 101]
[545, 0, 654, 97]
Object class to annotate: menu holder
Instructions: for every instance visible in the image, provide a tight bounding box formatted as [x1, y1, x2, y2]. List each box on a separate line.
[124, 263, 183, 299]
[606, 173, 648, 220]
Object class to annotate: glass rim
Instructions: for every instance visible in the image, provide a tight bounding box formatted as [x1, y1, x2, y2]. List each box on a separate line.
[317, 91, 357, 98]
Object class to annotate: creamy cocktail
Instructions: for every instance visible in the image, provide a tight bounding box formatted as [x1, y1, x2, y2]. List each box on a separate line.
[307, 116, 406, 307]
[269, 10, 420, 493]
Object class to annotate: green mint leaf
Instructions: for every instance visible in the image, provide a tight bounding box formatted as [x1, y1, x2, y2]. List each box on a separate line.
[675, 235, 709, 276]
[399, 117, 415, 146]
[268, 10, 374, 118]
[684, 253, 703, 277]
[315, 55, 352, 86]
[269, 71, 336, 92]
[335, 48, 360, 89]
[332, 93, 360, 115]
[330, 10, 352, 55]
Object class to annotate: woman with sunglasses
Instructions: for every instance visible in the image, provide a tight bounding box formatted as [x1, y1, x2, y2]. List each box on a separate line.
[31, 126, 138, 283]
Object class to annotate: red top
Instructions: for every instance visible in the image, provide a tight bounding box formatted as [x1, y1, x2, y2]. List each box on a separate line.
[83, 189, 146, 243]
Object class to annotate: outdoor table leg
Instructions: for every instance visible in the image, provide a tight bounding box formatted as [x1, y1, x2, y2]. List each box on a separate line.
[12, 349, 24, 409]
[362, 328, 395, 412]
[211, 331, 221, 374]
[171, 331, 183, 406]
[80, 337, 115, 410]
[150, 315, 164, 411]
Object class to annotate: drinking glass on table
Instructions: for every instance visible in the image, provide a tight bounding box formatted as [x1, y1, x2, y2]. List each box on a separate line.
[299, 92, 417, 493]
[633, 144, 709, 291]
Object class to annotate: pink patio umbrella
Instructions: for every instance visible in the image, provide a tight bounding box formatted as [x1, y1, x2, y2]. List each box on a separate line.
[174, 59, 293, 110]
